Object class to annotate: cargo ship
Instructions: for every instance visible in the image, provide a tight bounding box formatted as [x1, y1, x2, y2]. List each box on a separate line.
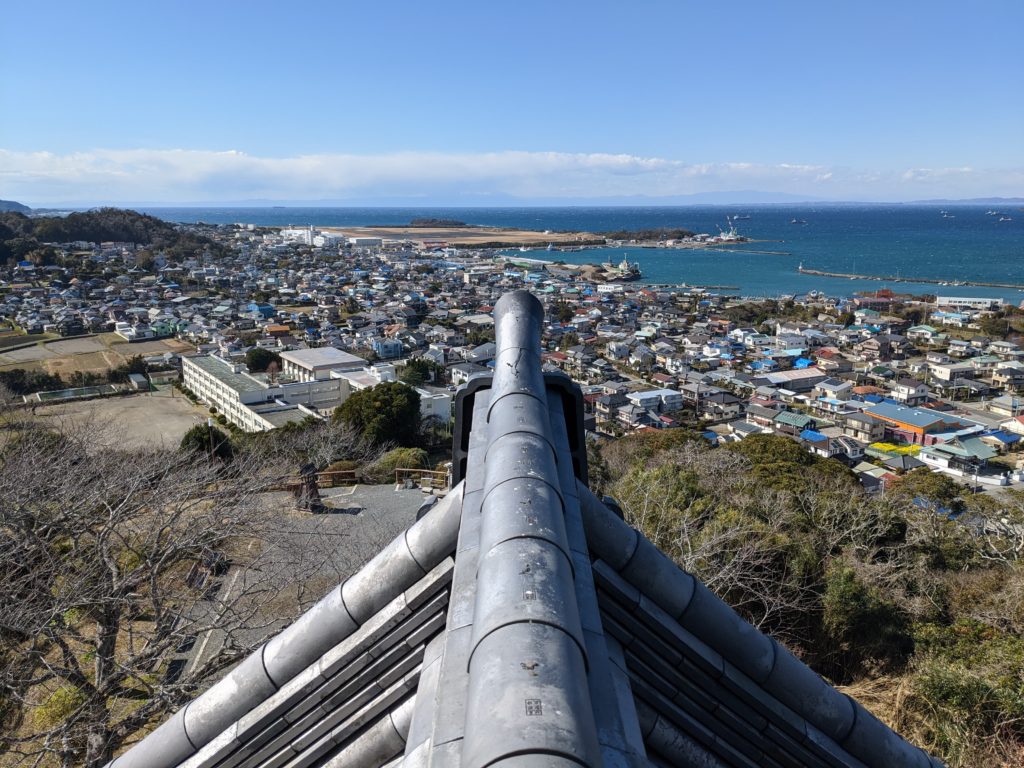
[601, 255, 642, 282]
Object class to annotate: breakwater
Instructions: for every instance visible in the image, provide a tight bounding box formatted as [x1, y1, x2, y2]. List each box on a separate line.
[797, 266, 1024, 291]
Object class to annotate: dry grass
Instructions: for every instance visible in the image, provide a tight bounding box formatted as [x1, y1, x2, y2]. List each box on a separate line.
[841, 671, 1024, 768]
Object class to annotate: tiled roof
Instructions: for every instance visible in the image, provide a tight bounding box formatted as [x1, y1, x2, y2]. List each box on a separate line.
[774, 410, 816, 428]
[110, 292, 940, 768]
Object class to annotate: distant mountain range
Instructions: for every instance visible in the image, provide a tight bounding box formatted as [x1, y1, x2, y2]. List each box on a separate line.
[909, 197, 1024, 205]
[13, 194, 1024, 210]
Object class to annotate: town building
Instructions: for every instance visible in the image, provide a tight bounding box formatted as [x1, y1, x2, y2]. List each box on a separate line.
[279, 347, 367, 382]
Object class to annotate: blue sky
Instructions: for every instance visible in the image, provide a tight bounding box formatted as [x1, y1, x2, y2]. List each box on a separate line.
[2, 0, 1022, 204]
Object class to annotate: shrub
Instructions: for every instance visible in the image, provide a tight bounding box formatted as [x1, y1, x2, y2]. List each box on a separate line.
[333, 381, 421, 448]
[904, 621, 1024, 764]
[821, 564, 913, 680]
[179, 423, 234, 462]
[33, 686, 86, 730]
[365, 447, 429, 483]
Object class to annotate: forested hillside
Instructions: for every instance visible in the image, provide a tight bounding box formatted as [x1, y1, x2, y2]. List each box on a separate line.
[0, 208, 220, 265]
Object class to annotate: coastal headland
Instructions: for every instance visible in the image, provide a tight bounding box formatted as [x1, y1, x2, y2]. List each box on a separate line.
[319, 223, 760, 251]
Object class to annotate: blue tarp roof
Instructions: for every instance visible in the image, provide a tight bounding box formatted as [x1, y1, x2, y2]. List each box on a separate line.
[800, 429, 828, 442]
[981, 430, 1020, 444]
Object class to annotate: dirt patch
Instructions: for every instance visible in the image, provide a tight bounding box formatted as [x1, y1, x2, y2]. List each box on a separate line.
[0, 345, 55, 364]
[45, 351, 114, 375]
[45, 337, 106, 355]
[36, 390, 207, 450]
[1, 336, 195, 377]
[125, 339, 192, 354]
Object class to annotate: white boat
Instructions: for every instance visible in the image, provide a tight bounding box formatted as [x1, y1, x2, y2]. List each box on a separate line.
[998, 217, 1013, 222]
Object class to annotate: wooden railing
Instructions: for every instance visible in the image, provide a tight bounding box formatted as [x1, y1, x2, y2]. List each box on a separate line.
[394, 467, 449, 490]
[315, 469, 359, 487]
[271, 468, 359, 492]
[273, 467, 450, 491]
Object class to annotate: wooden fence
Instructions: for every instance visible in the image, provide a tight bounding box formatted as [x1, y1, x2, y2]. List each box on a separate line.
[394, 467, 449, 490]
[272, 467, 449, 492]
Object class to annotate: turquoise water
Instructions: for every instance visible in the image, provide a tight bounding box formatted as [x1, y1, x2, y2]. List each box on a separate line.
[141, 205, 1024, 302]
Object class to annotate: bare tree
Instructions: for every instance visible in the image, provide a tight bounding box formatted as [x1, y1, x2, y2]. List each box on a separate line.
[963, 490, 1024, 564]
[0, 413, 372, 767]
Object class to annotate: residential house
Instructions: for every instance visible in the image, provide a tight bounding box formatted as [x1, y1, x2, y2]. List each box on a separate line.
[842, 411, 886, 443]
[701, 391, 744, 422]
[891, 378, 929, 406]
[992, 363, 1024, 391]
[745, 402, 782, 429]
[772, 410, 819, 437]
[862, 401, 979, 446]
[919, 437, 1002, 483]
[905, 324, 941, 344]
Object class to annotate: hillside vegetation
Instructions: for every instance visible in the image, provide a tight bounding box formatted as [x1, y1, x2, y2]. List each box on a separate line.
[0, 208, 220, 265]
[599, 226, 696, 240]
[590, 431, 1024, 767]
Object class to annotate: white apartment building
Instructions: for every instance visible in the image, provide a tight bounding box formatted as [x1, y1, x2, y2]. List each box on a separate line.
[182, 355, 349, 432]
[935, 296, 1003, 311]
[626, 388, 683, 412]
[279, 347, 367, 382]
[417, 388, 453, 423]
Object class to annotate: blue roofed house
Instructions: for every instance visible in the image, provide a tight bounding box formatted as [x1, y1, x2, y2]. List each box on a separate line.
[862, 401, 981, 446]
[372, 337, 404, 359]
[800, 428, 837, 458]
[246, 301, 276, 319]
[977, 429, 1021, 454]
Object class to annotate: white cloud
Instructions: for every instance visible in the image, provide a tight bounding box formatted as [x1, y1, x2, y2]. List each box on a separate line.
[0, 148, 1020, 204]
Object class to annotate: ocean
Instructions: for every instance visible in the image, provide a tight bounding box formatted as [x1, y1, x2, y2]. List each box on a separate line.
[139, 205, 1024, 303]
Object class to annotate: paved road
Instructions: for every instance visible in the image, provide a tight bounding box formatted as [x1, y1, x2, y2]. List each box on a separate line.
[182, 484, 433, 677]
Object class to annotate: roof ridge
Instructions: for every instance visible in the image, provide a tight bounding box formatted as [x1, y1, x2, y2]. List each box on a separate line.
[577, 482, 941, 768]
[107, 487, 464, 768]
